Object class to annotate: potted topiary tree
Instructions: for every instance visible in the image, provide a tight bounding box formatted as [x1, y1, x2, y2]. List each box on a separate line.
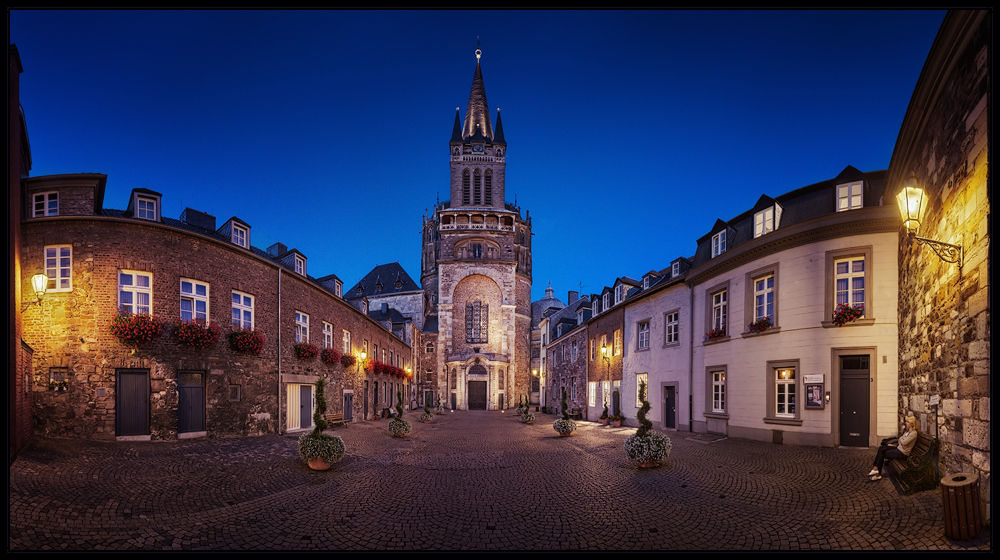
[552, 387, 577, 436]
[600, 397, 610, 425]
[388, 387, 411, 438]
[521, 394, 535, 424]
[420, 400, 433, 423]
[434, 394, 444, 415]
[297, 378, 346, 471]
[624, 380, 672, 468]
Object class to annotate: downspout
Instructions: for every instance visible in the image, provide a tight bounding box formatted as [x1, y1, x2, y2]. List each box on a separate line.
[277, 267, 283, 435]
[688, 281, 694, 432]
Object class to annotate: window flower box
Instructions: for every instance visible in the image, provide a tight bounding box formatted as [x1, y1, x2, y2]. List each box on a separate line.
[229, 327, 265, 356]
[109, 309, 164, 349]
[320, 348, 341, 365]
[174, 319, 221, 350]
[340, 354, 356, 368]
[294, 342, 320, 360]
[705, 327, 727, 342]
[747, 317, 772, 334]
[832, 303, 864, 326]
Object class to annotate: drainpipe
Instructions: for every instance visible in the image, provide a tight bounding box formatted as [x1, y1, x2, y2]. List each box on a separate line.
[688, 283, 694, 432]
[277, 267, 283, 434]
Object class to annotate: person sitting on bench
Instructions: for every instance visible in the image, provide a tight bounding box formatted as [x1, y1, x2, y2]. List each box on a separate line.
[869, 415, 918, 481]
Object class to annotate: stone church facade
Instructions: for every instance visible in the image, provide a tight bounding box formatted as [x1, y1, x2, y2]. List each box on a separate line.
[420, 49, 532, 411]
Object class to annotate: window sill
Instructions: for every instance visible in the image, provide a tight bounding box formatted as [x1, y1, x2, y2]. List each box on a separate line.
[703, 336, 731, 345]
[821, 318, 876, 328]
[635, 347, 650, 353]
[741, 327, 781, 338]
[662, 342, 681, 349]
[763, 416, 803, 426]
[703, 412, 729, 420]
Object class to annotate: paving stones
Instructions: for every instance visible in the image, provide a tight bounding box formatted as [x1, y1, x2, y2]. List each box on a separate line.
[8, 411, 991, 550]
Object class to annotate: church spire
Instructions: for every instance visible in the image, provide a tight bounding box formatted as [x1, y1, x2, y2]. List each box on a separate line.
[462, 47, 493, 142]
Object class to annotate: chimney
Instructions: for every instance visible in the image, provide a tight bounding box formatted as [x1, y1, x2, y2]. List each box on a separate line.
[267, 242, 287, 257]
[567, 291, 578, 305]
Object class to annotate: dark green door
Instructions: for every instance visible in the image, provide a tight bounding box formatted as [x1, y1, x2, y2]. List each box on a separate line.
[840, 356, 870, 447]
[177, 371, 205, 434]
[116, 369, 149, 436]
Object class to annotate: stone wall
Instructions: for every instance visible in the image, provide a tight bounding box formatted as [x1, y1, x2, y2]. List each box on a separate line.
[887, 10, 990, 521]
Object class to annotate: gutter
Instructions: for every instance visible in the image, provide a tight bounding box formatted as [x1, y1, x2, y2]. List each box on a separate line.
[688, 283, 694, 433]
[277, 267, 283, 435]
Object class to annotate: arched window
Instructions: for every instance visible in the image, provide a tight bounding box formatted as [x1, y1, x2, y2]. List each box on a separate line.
[473, 170, 482, 205]
[463, 170, 471, 205]
[466, 298, 488, 343]
[484, 170, 493, 205]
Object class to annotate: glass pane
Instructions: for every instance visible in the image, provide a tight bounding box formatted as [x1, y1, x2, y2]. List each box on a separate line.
[120, 272, 133, 286]
[836, 261, 848, 275]
[136, 275, 149, 288]
[180, 299, 191, 313]
[233, 309, 240, 324]
[181, 281, 192, 294]
[196, 284, 206, 297]
[60, 257, 70, 268]
[233, 293, 240, 305]
[243, 296, 252, 307]
[852, 260, 865, 273]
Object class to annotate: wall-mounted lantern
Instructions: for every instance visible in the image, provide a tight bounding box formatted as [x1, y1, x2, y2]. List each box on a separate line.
[22, 270, 49, 311]
[895, 175, 963, 265]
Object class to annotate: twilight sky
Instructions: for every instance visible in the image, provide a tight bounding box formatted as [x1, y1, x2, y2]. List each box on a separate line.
[10, 9, 946, 304]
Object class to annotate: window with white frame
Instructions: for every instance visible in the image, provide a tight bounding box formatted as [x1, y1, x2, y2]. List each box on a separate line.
[119, 270, 152, 315]
[754, 206, 775, 238]
[180, 279, 209, 323]
[614, 329, 622, 356]
[774, 367, 796, 417]
[136, 196, 158, 221]
[753, 275, 775, 322]
[33, 192, 59, 217]
[615, 284, 623, 304]
[231, 291, 254, 329]
[572, 340, 578, 362]
[592, 300, 599, 316]
[602, 293, 610, 310]
[637, 321, 649, 350]
[591, 338, 596, 361]
[665, 311, 679, 344]
[572, 377, 577, 401]
[588, 382, 596, 407]
[635, 373, 648, 407]
[577, 310, 584, 324]
[425, 342, 434, 353]
[711, 230, 726, 257]
[671, 261, 680, 277]
[712, 290, 727, 333]
[643, 276, 649, 289]
[712, 370, 726, 413]
[294, 255, 306, 276]
[44, 245, 72, 292]
[834, 257, 866, 314]
[837, 181, 863, 211]
[323, 322, 333, 348]
[231, 224, 248, 248]
[295, 311, 309, 343]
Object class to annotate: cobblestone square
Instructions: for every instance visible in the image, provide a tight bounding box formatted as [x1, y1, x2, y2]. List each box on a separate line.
[8, 411, 991, 550]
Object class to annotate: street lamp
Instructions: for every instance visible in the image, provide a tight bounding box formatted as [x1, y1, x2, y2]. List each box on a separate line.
[896, 175, 963, 265]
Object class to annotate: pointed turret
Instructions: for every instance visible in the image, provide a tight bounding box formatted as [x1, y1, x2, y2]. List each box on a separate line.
[462, 51, 493, 141]
[493, 109, 506, 145]
[450, 108, 463, 143]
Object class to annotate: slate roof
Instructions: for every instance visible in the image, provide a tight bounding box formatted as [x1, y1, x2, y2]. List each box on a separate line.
[345, 263, 421, 300]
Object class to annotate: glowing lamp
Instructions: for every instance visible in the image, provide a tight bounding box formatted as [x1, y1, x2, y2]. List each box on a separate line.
[895, 175, 962, 265]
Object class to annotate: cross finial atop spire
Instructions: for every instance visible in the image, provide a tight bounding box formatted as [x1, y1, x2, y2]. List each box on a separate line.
[475, 37, 483, 61]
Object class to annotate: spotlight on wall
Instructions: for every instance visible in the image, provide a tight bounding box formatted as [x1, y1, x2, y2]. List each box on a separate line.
[895, 175, 963, 265]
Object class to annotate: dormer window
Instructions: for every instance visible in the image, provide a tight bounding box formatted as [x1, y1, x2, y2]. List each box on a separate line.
[577, 310, 584, 324]
[712, 231, 727, 257]
[643, 277, 649, 290]
[602, 293, 610, 310]
[615, 285, 623, 304]
[334, 280, 343, 298]
[592, 300, 599, 316]
[754, 207, 775, 237]
[837, 181, 863, 211]
[294, 255, 305, 276]
[33, 192, 59, 217]
[137, 196, 158, 221]
[672, 262, 680, 277]
[232, 223, 248, 248]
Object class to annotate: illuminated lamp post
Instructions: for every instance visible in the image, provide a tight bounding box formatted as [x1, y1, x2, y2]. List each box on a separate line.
[896, 175, 963, 265]
[21, 270, 49, 311]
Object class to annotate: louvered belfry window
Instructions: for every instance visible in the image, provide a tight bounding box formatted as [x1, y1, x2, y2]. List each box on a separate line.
[466, 299, 488, 343]
[463, 170, 471, 205]
[484, 170, 492, 205]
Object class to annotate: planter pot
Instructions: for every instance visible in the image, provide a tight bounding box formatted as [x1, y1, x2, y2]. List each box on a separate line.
[637, 460, 657, 469]
[524, 421, 533, 424]
[559, 432, 572, 437]
[601, 418, 609, 425]
[613, 420, 622, 427]
[307, 457, 331, 471]
[422, 420, 431, 424]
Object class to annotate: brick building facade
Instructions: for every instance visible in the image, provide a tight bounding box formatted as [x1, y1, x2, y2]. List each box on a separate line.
[887, 9, 990, 520]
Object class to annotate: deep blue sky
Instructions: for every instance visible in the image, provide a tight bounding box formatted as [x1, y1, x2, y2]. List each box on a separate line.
[10, 10, 946, 304]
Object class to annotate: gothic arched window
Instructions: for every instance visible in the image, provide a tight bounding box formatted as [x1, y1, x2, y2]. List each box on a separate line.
[466, 298, 488, 343]
[484, 170, 493, 205]
[463, 170, 471, 205]
[473, 170, 482, 205]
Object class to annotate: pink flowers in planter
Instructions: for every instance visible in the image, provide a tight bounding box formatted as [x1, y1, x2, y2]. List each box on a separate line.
[705, 327, 727, 342]
[294, 342, 320, 360]
[747, 317, 772, 333]
[320, 348, 341, 365]
[832, 303, 864, 326]
[109, 309, 164, 349]
[229, 327, 265, 356]
[174, 319, 221, 350]
[340, 354, 357, 368]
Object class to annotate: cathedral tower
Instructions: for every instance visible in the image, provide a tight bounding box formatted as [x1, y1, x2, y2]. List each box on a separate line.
[421, 48, 532, 410]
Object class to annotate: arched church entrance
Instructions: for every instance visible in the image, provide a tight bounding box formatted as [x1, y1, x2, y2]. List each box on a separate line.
[467, 365, 488, 409]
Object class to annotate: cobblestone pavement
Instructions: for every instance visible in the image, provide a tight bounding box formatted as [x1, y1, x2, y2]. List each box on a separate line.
[8, 411, 991, 551]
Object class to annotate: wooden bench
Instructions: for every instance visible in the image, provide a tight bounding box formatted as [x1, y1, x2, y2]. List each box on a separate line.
[569, 408, 583, 421]
[323, 412, 348, 428]
[886, 433, 939, 494]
